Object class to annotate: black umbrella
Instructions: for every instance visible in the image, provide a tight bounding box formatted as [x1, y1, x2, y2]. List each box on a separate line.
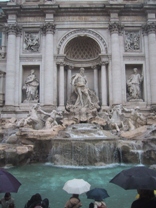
[109, 166, 156, 190]
[0, 168, 21, 193]
[86, 188, 110, 201]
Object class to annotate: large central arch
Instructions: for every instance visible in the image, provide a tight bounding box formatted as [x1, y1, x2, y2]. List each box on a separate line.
[56, 29, 109, 108]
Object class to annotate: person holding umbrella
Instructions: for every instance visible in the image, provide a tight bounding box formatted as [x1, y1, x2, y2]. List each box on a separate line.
[109, 166, 156, 208]
[131, 189, 156, 208]
[0, 193, 14, 208]
[86, 188, 109, 208]
[64, 194, 82, 208]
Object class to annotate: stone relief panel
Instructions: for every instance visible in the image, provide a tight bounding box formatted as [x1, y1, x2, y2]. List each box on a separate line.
[124, 31, 141, 52]
[22, 66, 40, 103]
[23, 32, 40, 53]
[126, 65, 143, 102]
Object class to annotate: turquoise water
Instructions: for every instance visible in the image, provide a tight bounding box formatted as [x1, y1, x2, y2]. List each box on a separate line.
[0, 163, 139, 208]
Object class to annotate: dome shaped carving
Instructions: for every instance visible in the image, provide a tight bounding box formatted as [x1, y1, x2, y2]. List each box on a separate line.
[64, 36, 101, 60]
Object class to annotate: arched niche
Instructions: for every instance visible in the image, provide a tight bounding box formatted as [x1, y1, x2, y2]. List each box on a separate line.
[56, 29, 109, 107]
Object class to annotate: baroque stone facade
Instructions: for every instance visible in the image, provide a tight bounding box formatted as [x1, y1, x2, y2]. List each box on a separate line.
[0, 0, 156, 117]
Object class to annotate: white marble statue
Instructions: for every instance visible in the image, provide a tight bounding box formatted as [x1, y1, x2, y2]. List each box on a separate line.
[123, 106, 146, 131]
[19, 103, 44, 130]
[23, 69, 39, 103]
[127, 68, 143, 100]
[71, 67, 93, 107]
[38, 107, 62, 129]
[106, 104, 125, 132]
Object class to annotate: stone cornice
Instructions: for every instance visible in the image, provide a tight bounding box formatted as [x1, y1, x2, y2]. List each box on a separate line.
[1, 5, 21, 16]
[0, 2, 156, 20]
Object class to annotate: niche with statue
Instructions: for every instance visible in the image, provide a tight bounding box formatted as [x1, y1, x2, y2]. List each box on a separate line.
[22, 65, 40, 103]
[125, 64, 144, 102]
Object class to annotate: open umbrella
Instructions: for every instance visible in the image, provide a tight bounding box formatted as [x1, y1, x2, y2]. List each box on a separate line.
[0, 168, 21, 193]
[63, 178, 91, 194]
[86, 188, 110, 201]
[109, 166, 156, 190]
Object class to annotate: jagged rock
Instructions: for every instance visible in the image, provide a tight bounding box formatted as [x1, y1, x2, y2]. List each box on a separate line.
[6, 133, 19, 144]
[0, 143, 34, 166]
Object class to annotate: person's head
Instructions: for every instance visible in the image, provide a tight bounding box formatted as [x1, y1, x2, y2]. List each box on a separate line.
[31, 69, 35, 74]
[133, 68, 138, 74]
[80, 68, 85, 75]
[4, 192, 11, 201]
[72, 194, 79, 198]
[30, 193, 42, 203]
[137, 189, 155, 199]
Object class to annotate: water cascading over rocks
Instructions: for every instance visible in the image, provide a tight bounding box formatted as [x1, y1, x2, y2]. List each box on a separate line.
[48, 123, 119, 166]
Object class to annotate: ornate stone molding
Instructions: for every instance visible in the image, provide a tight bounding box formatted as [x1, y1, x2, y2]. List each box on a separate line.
[41, 22, 55, 35]
[100, 61, 108, 66]
[23, 32, 40, 52]
[5, 24, 22, 36]
[142, 22, 156, 35]
[56, 54, 65, 65]
[109, 22, 124, 34]
[57, 29, 107, 54]
[124, 31, 141, 52]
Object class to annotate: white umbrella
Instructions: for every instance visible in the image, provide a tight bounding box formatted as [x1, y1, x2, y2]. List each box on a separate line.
[63, 178, 91, 194]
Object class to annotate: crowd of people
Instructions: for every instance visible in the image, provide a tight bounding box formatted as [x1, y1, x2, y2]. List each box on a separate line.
[64, 190, 156, 208]
[0, 193, 49, 208]
[0, 190, 156, 208]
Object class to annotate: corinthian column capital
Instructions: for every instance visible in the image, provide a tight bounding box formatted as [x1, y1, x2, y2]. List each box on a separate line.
[142, 22, 156, 35]
[41, 22, 55, 35]
[5, 24, 22, 36]
[109, 22, 124, 34]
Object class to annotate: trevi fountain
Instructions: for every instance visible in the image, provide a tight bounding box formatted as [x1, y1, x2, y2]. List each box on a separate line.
[0, 0, 156, 168]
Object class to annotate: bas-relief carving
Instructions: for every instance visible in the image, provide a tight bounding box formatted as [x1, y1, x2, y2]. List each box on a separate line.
[22, 69, 39, 103]
[124, 31, 140, 52]
[126, 68, 143, 101]
[24, 32, 40, 52]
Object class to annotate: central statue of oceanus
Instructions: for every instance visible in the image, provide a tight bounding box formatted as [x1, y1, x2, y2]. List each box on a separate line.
[66, 67, 100, 122]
